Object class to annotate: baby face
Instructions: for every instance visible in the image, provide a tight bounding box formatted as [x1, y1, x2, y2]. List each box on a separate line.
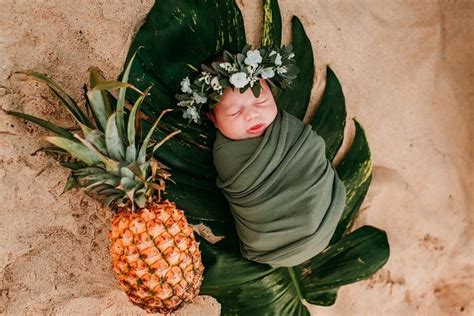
[211, 79, 277, 140]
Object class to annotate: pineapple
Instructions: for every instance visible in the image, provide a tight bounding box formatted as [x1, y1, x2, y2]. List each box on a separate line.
[7, 53, 204, 314]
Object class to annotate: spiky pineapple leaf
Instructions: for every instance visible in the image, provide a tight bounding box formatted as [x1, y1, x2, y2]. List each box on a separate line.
[124, 1, 389, 315]
[87, 90, 109, 131]
[105, 113, 126, 161]
[46, 136, 101, 166]
[20, 71, 93, 128]
[89, 67, 113, 118]
[5, 110, 75, 140]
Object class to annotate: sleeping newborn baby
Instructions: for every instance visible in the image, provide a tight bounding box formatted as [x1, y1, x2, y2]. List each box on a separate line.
[208, 79, 347, 268]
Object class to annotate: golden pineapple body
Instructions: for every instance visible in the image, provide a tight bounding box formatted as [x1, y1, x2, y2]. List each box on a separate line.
[110, 200, 204, 313]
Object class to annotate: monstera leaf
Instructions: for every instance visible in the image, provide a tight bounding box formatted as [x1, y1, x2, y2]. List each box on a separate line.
[124, 0, 389, 314]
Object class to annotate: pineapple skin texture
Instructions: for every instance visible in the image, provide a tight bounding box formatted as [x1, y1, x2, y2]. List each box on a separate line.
[109, 200, 204, 313]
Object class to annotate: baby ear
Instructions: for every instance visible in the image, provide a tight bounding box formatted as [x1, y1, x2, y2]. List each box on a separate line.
[206, 111, 218, 127]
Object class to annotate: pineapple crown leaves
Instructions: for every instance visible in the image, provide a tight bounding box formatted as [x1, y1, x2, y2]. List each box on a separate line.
[175, 43, 299, 124]
[6, 50, 180, 211]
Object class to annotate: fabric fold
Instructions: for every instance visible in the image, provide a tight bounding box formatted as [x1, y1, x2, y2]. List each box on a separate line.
[213, 110, 346, 267]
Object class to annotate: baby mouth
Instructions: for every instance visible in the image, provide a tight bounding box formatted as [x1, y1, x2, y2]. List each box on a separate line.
[247, 123, 266, 134]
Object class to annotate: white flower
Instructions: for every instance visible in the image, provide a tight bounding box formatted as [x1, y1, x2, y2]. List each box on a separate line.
[180, 77, 192, 94]
[229, 72, 249, 88]
[274, 53, 282, 66]
[193, 91, 207, 104]
[261, 67, 275, 79]
[183, 106, 200, 123]
[198, 72, 212, 84]
[219, 62, 238, 73]
[210, 76, 222, 91]
[177, 100, 193, 107]
[244, 50, 262, 68]
[269, 50, 277, 56]
[219, 62, 232, 72]
[276, 66, 287, 74]
[288, 52, 295, 59]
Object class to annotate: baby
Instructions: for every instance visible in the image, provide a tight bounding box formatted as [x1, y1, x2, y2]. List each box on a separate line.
[176, 45, 346, 268]
[209, 79, 346, 268]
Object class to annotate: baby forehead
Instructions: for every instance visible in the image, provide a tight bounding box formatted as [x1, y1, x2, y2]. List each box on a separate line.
[217, 89, 266, 107]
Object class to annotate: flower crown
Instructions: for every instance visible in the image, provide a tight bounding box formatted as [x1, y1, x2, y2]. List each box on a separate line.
[175, 44, 300, 124]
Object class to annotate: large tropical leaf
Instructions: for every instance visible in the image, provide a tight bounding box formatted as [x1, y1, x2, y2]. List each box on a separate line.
[125, 0, 390, 314]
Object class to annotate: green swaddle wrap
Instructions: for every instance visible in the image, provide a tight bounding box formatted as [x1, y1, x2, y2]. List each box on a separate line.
[213, 110, 346, 267]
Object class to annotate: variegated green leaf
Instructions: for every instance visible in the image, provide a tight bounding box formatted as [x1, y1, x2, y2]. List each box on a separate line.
[276, 16, 314, 120]
[332, 120, 372, 243]
[261, 0, 282, 48]
[311, 67, 346, 160]
[120, 1, 390, 315]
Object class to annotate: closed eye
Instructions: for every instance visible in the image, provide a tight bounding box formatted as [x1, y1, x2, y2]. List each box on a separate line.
[228, 110, 240, 117]
[256, 99, 267, 106]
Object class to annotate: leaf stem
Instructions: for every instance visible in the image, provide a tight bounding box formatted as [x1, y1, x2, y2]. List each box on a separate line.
[287, 266, 303, 301]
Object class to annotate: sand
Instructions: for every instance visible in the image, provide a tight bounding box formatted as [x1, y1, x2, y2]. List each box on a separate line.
[0, 0, 472, 315]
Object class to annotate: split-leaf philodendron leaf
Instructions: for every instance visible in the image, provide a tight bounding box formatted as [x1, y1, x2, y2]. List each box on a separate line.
[124, 0, 390, 314]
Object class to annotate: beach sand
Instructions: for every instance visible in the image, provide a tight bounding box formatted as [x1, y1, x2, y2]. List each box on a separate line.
[1, 0, 472, 314]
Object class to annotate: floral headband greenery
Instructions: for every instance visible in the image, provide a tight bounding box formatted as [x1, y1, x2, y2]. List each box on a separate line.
[175, 44, 300, 124]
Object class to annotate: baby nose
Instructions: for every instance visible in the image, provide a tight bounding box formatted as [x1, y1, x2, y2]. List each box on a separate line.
[244, 109, 259, 121]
